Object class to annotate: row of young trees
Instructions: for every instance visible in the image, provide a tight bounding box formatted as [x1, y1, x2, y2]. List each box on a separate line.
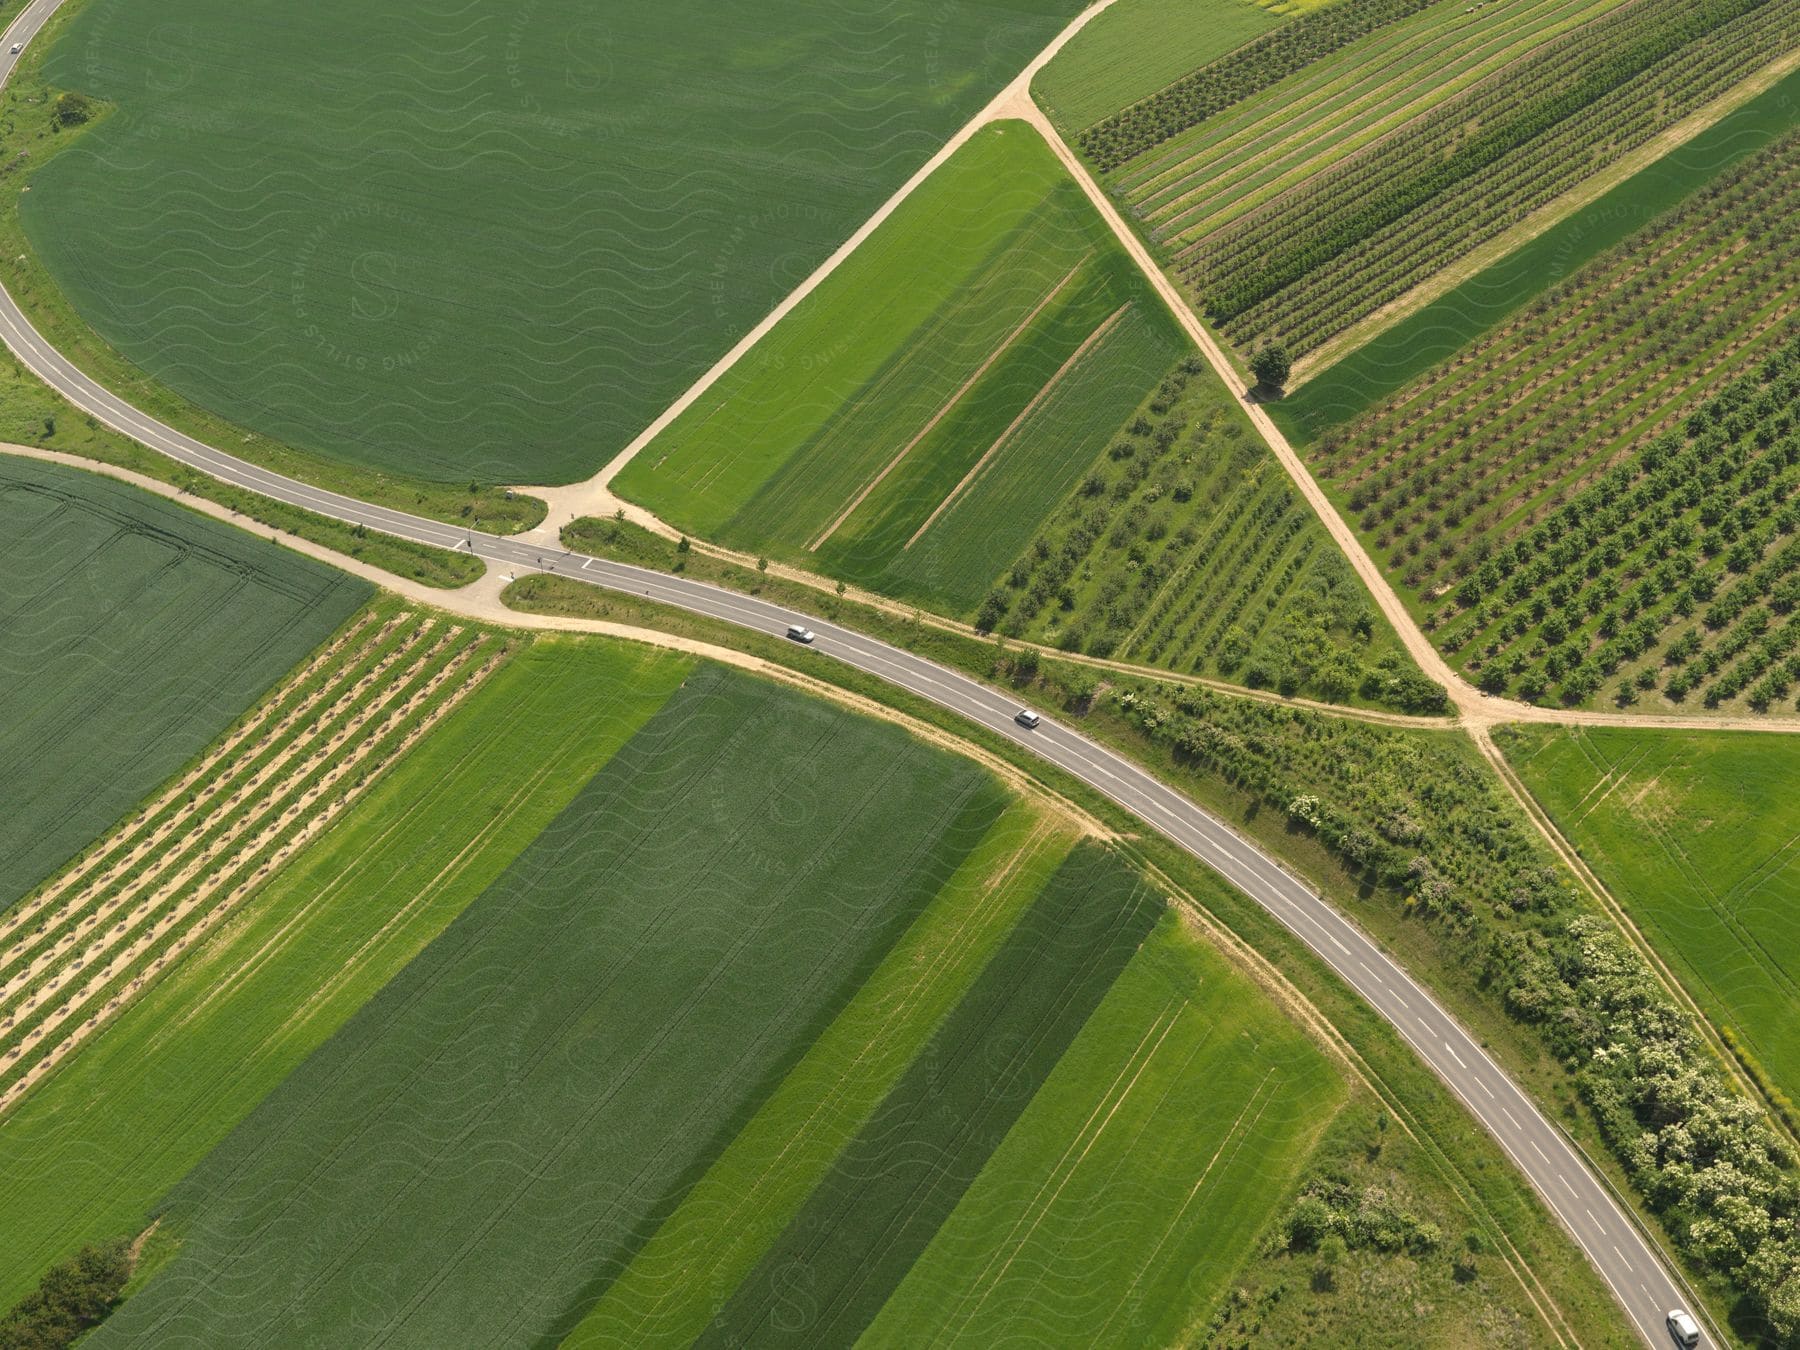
[1211, 0, 1800, 359]
[1188, 0, 1773, 326]
[1314, 130, 1800, 707]
[1106, 682, 1799, 1339]
[1077, 0, 1444, 172]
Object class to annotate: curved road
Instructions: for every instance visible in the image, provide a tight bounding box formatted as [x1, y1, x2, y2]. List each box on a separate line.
[0, 3, 1702, 1346]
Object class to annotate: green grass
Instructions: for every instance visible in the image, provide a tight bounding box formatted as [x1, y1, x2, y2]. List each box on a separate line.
[565, 802, 1077, 1348]
[1276, 61, 1800, 440]
[615, 123, 1187, 614]
[1033, 0, 1282, 133]
[95, 668, 1010, 1348]
[862, 910, 1344, 1347]
[0, 636, 692, 1310]
[1500, 725, 1800, 1111]
[0, 455, 367, 912]
[699, 843, 1160, 1347]
[25, 0, 1079, 487]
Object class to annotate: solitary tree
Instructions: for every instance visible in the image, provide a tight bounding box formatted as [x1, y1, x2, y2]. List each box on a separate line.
[1250, 341, 1291, 394]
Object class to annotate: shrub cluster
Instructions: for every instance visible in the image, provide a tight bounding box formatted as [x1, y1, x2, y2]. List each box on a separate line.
[0, 1241, 130, 1349]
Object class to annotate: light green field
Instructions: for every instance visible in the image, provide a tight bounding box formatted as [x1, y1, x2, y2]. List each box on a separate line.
[1033, 0, 1282, 132]
[614, 123, 1187, 614]
[1502, 726, 1800, 1107]
[0, 637, 691, 1310]
[26, 0, 1079, 486]
[94, 669, 1011, 1348]
[862, 910, 1343, 1347]
[0, 455, 367, 913]
[567, 804, 1077, 1348]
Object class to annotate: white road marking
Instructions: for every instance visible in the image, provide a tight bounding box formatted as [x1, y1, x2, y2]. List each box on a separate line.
[1444, 1041, 1468, 1069]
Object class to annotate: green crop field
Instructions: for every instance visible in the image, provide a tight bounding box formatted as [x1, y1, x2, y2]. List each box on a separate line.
[24, 0, 1080, 487]
[567, 803, 1079, 1349]
[1502, 725, 1800, 1112]
[0, 636, 691, 1310]
[613, 123, 1188, 615]
[1084, 0, 1800, 365]
[1310, 127, 1800, 711]
[93, 669, 1012, 1347]
[699, 843, 1161, 1346]
[1033, 0, 1282, 133]
[0, 456, 367, 913]
[981, 357, 1443, 710]
[862, 910, 1343, 1347]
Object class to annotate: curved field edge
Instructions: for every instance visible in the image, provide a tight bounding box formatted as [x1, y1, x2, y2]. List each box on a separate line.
[20, 0, 1081, 488]
[495, 576, 1640, 1345]
[0, 453, 370, 912]
[0, 636, 693, 1308]
[1271, 61, 1800, 442]
[0, 0, 540, 536]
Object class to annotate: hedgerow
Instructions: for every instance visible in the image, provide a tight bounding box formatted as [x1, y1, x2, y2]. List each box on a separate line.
[1106, 681, 1800, 1338]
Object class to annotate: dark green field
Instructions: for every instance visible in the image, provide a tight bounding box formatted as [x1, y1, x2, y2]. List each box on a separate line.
[0, 456, 367, 912]
[26, 0, 1079, 485]
[91, 668, 1008, 1347]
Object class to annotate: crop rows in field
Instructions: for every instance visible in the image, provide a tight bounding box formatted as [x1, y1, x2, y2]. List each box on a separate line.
[862, 911, 1343, 1348]
[702, 844, 1159, 1347]
[1311, 129, 1800, 709]
[0, 457, 368, 912]
[566, 803, 1078, 1349]
[1184, 0, 1800, 359]
[1078, 0, 1447, 169]
[94, 670, 1013, 1348]
[0, 603, 504, 1111]
[1033, 0, 1281, 135]
[981, 359, 1441, 711]
[1119, 0, 1612, 236]
[1503, 726, 1800, 1112]
[0, 638, 691, 1311]
[617, 125, 1185, 615]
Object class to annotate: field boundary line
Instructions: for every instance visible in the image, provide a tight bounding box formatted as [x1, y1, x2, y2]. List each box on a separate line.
[807, 256, 1090, 552]
[904, 303, 1130, 550]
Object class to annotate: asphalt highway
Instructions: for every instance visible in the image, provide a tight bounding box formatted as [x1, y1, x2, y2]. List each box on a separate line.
[0, 1, 1705, 1344]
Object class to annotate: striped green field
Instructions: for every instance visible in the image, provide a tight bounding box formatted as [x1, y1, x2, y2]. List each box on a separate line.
[0, 636, 691, 1309]
[24, 0, 1080, 486]
[613, 123, 1188, 615]
[91, 669, 1015, 1347]
[862, 910, 1344, 1348]
[0, 455, 367, 914]
[1502, 725, 1800, 1110]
